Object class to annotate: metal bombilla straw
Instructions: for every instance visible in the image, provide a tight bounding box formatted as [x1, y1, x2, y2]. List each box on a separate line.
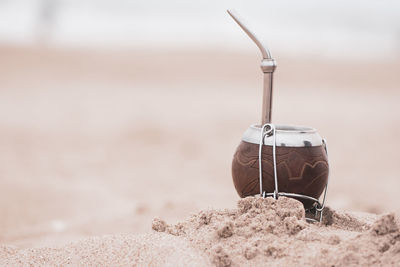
[227, 9, 279, 199]
[227, 9, 276, 125]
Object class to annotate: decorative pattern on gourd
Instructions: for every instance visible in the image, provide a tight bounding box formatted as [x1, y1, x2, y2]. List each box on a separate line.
[232, 141, 329, 208]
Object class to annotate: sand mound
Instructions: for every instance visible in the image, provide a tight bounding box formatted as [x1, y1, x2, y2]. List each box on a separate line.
[153, 196, 400, 266]
[1, 196, 399, 266]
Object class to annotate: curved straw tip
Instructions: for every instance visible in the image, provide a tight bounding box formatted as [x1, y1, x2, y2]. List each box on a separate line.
[226, 9, 271, 59]
[226, 9, 240, 22]
[226, 9, 234, 15]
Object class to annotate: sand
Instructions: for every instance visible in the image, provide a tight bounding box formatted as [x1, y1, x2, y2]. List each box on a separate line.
[1, 197, 399, 266]
[0, 233, 210, 266]
[0, 45, 399, 265]
[152, 197, 400, 266]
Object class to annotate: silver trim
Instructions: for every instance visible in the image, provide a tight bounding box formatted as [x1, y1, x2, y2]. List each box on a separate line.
[242, 124, 324, 147]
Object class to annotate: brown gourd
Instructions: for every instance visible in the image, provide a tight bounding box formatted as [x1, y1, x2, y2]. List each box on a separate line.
[227, 10, 329, 211]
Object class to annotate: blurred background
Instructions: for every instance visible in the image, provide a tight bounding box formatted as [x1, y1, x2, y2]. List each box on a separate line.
[0, 0, 399, 248]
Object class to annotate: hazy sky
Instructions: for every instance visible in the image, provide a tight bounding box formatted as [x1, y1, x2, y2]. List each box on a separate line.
[0, 0, 399, 60]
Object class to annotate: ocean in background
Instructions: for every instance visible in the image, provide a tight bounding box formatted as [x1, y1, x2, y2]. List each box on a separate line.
[0, 0, 399, 60]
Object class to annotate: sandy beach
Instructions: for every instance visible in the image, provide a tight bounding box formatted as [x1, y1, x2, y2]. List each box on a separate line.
[0, 45, 399, 265]
[1, 197, 399, 266]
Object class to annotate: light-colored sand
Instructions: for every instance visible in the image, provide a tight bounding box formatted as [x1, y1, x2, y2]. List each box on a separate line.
[0, 45, 399, 265]
[0, 233, 210, 266]
[1, 197, 399, 266]
[152, 197, 400, 266]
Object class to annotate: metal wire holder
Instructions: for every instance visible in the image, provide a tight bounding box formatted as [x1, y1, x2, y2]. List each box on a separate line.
[258, 124, 329, 223]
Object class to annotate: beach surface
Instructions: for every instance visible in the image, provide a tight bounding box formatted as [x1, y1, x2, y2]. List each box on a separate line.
[0, 45, 399, 265]
[1, 197, 399, 266]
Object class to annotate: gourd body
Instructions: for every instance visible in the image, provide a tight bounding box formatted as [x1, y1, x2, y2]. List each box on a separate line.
[231, 125, 329, 208]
